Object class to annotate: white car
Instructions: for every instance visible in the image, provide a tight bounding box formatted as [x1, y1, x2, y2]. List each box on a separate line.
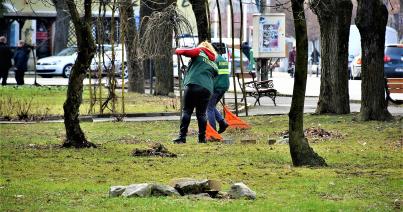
[36, 45, 113, 78]
[90, 45, 128, 78]
[36, 47, 77, 78]
[351, 55, 362, 80]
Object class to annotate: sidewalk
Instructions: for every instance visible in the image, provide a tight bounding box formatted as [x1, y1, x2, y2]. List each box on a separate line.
[227, 71, 364, 100]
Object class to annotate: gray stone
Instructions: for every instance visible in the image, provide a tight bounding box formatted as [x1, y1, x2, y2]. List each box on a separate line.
[109, 186, 127, 197]
[223, 139, 235, 144]
[173, 178, 211, 195]
[151, 184, 180, 196]
[215, 191, 230, 199]
[228, 182, 256, 200]
[277, 138, 289, 144]
[122, 183, 152, 197]
[187, 193, 213, 200]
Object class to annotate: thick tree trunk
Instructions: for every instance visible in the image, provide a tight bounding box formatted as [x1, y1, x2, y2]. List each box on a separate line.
[154, 45, 174, 96]
[288, 0, 326, 166]
[122, 0, 144, 93]
[51, 0, 70, 54]
[140, 0, 174, 95]
[62, 0, 96, 148]
[355, 0, 392, 121]
[313, 0, 352, 114]
[189, 0, 210, 42]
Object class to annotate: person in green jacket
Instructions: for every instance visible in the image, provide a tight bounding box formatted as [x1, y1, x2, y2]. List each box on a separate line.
[207, 44, 230, 133]
[173, 41, 218, 144]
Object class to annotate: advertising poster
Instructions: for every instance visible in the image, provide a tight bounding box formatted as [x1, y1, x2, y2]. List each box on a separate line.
[253, 13, 286, 58]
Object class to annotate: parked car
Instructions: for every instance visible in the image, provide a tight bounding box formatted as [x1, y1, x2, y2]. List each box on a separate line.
[90, 45, 127, 78]
[351, 44, 403, 80]
[384, 44, 403, 78]
[36, 46, 77, 78]
[351, 54, 362, 80]
[348, 54, 355, 79]
[228, 48, 250, 73]
[36, 45, 113, 78]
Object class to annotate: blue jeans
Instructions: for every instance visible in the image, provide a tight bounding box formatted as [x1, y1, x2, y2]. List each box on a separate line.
[207, 89, 226, 130]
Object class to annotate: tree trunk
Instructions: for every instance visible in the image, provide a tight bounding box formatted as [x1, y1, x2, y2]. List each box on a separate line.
[121, 0, 144, 93]
[355, 0, 392, 121]
[51, 0, 70, 54]
[288, 0, 326, 166]
[312, 0, 352, 114]
[154, 44, 174, 96]
[189, 0, 210, 42]
[140, 0, 174, 96]
[399, 6, 403, 41]
[62, 0, 96, 148]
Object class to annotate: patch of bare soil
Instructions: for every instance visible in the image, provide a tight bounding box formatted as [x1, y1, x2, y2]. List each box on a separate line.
[274, 127, 344, 142]
[132, 143, 177, 158]
[24, 144, 62, 150]
[386, 137, 403, 150]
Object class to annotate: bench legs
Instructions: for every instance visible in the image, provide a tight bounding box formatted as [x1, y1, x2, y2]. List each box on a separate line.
[252, 91, 277, 106]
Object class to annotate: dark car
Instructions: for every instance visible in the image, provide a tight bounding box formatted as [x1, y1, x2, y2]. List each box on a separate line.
[384, 44, 403, 78]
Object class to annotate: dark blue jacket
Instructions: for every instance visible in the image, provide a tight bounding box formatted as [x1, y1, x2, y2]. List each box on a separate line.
[14, 46, 31, 71]
[0, 43, 13, 71]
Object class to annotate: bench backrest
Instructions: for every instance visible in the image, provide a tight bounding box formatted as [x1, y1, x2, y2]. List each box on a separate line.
[386, 78, 403, 94]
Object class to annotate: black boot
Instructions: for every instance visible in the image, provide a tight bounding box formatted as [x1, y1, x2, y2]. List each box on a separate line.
[173, 116, 190, 144]
[218, 120, 229, 134]
[198, 135, 206, 143]
[172, 136, 186, 144]
[197, 116, 207, 143]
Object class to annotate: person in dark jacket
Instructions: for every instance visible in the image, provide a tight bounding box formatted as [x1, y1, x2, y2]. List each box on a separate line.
[206, 44, 230, 133]
[14, 40, 33, 85]
[173, 41, 218, 144]
[311, 47, 320, 65]
[0, 36, 13, 85]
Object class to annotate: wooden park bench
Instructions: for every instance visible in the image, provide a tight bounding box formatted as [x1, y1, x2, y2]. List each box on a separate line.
[385, 78, 403, 105]
[235, 72, 277, 106]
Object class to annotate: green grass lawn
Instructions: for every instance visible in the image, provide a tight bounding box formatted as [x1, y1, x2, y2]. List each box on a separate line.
[0, 86, 180, 119]
[0, 114, 402, 211]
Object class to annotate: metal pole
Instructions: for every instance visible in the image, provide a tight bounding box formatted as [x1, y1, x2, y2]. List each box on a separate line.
[240, 0, 248, 116]
[229, 0, 238, 116]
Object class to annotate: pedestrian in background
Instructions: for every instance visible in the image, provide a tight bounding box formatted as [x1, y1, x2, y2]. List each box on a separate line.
[173, 41, 218, 144]
[0, 36, 13, 86]
[288, 46, 296, 78]
[311, 47, 320, 65]
[207, 44, 230, 134]
[241, 42, 251, 61]
[14, 40, 33, 85]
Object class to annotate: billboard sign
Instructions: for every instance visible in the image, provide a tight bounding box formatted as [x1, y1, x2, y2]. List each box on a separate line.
[252, 13, 286, 58]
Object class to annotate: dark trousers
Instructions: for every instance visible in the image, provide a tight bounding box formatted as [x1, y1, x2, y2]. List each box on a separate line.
[15, 69, 25, 85]
[207, 89, 226, 130]
[0, 69, 8, 85]
[179, 84, 211, 140]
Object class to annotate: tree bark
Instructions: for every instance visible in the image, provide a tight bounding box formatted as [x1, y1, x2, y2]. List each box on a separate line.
[288, 0, 326, 166]
[51, 0, 70, 54]
[312, 0, 352, 114]
[62, 0, 96, 148]
[189, 0, 210, 42]
[140, 0, 174, 96]
[355, 0, 392, 121]
[122, 0, 144, 93]
[154, 42, 174, 96]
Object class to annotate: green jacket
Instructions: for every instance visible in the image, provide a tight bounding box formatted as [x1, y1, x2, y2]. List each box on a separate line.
[214, 54, 230, 92]
[178, 48, 218, 93]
